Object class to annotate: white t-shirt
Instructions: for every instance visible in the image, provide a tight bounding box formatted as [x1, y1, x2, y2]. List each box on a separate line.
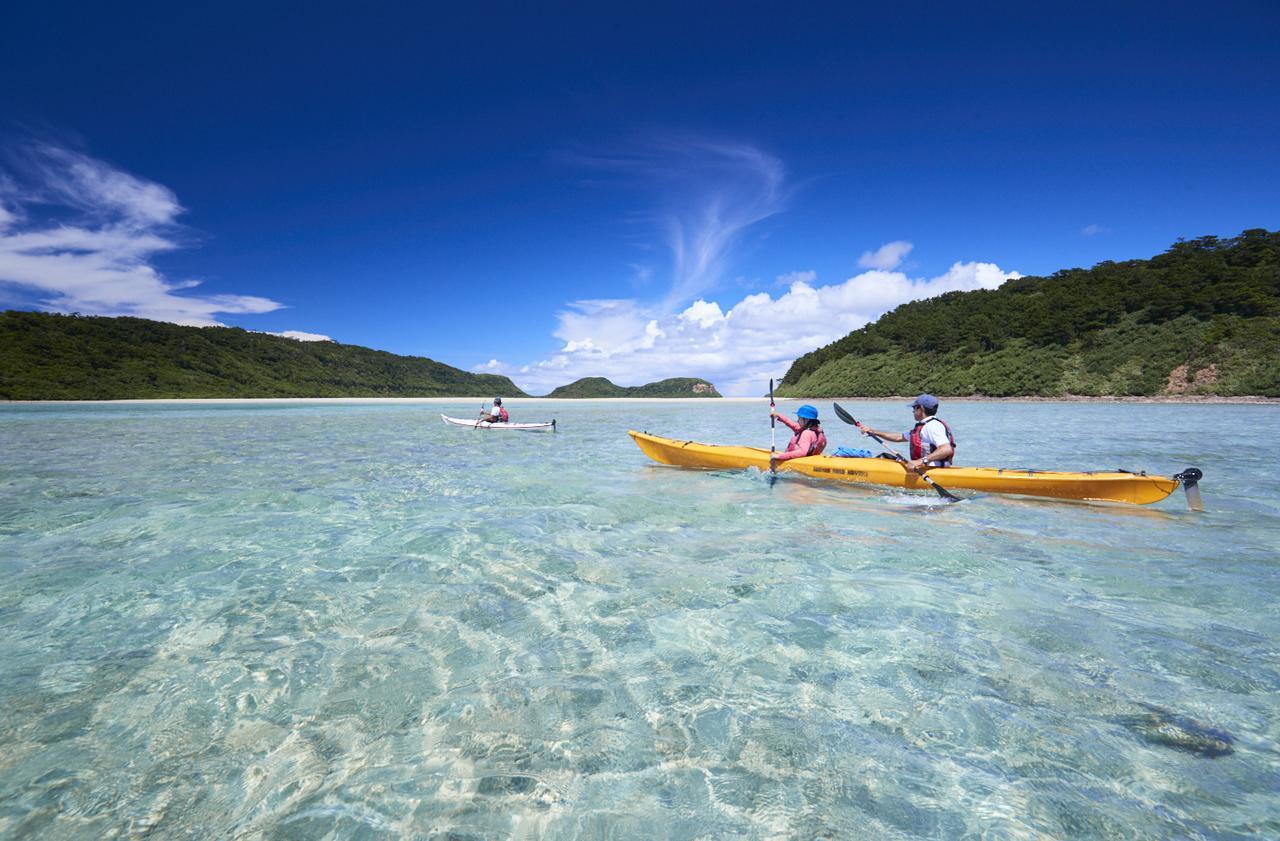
[905, 417, 953, 465]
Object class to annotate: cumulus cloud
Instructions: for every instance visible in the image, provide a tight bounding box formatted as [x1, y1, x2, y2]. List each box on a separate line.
[505, 260, 1022, 396]
[0, 141, 285, 327]
[858, 240, 913, 270]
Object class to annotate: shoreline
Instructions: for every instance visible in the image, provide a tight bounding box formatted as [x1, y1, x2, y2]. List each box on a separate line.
[4, 395, 1276, 405]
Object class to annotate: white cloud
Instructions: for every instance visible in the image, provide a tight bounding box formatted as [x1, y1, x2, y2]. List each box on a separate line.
[858, 240, 913, 270]
[32, 146, 183, 225]
[1081, 223, 1110, 237]
[510, 261, 1022, 396]
[0, 141, 288, 327]
[269, 330, 333, 342]
[679, 299, 725, 328]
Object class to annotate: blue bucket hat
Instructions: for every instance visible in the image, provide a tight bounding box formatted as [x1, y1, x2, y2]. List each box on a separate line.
[910, 394, 939, 412]
[796, 404, 819, 420]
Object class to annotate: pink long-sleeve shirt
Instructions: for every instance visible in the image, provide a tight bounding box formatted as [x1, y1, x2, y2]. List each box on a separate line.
[773, 415, 827, 462]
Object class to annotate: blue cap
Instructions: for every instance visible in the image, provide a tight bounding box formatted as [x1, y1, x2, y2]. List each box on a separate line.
[493, 397, 503, 405]
[910, 394, 939, 411]
[796, 404, 819, 420]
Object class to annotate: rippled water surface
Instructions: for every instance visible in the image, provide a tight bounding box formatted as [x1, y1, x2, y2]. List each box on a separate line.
[1, 399, 1278, 839]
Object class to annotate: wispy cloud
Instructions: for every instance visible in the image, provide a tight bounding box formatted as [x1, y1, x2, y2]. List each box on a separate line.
[0, 141, 283, 326]
[565, 135, 788, 310]
[858, 240, 913, 270]
[1080, 223, 1110, 237]
[504, 259, 1022, 396]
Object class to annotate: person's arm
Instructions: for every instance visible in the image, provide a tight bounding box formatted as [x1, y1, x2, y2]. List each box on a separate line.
[773, 429, 817, 462]
[771, 411, 801, 433]
[857, 422, 906, 443]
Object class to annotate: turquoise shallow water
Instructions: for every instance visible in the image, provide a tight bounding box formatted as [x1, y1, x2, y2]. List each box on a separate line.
[1, 400, 1278, 839]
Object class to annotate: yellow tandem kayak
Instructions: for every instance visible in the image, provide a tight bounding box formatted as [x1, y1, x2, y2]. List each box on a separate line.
[628, 430, 1202, 506]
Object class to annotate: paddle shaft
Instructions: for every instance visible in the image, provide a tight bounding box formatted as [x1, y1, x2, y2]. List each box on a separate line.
[831, 402, 960, 502]
[769, 380, 776, 456]
[768, 379, 777, 483]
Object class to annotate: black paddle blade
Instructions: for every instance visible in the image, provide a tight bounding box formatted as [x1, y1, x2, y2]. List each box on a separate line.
[929, 480, 962, 503]
[832, 402, 857, 426]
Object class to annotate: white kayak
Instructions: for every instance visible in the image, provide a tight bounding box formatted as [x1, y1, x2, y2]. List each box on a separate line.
[441, 414, 556, 432]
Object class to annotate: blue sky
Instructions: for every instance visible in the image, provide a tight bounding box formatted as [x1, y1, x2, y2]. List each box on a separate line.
[1, 2, 1277, 395]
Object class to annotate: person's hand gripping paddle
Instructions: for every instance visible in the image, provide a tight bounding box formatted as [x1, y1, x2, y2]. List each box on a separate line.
[832, 402, 960, 502]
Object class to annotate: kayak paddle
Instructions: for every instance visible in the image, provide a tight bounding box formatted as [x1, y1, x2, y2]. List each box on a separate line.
[832, 402, 961, 503]
[768, 379, 777, 484]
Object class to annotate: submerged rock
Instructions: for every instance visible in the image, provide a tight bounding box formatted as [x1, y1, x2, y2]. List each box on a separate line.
[1116, 708, 1235, 757]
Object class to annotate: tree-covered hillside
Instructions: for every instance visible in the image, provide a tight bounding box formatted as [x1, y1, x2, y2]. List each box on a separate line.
[781, 229, 1280, 397]
[0, 312, 526, 400]
[547, 376, 721, 398]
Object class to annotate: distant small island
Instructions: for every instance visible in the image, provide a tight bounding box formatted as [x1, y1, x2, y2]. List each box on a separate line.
[546, 376, 721, 398]
[0, 312, 525, 400]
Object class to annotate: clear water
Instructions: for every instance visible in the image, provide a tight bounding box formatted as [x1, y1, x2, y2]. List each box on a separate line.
[1, 400, 1277, 840]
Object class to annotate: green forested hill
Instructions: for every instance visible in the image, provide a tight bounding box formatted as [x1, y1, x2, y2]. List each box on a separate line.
[547, 376, 721, 398]
[781, 229, 1280, 398]
[0, 312, 526, 400]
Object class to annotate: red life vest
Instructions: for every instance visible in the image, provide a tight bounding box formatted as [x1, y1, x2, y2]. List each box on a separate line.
[788, 423, 827, 457]
[494, 406, 509, 422]
[909, 417, 955, 465]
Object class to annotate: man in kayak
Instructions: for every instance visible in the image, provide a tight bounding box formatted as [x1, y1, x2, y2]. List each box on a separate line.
[769, 404, 827, 467]
[856, 393, 955, 470]
[481, 397, 509, 424]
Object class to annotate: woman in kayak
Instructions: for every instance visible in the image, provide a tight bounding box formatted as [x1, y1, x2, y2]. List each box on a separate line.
[856, 393, 955, 470]
[481, 397, 509, 423]
[770, 404, 827, 463]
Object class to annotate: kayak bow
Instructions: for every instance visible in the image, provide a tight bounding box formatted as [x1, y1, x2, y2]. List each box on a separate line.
[628, 430, 1200, 506]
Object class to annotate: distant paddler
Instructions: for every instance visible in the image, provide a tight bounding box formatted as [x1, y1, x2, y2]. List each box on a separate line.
[768, 404, 828, 470]
[480, 397, 509, 424]
[855, 393, 956, 472]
